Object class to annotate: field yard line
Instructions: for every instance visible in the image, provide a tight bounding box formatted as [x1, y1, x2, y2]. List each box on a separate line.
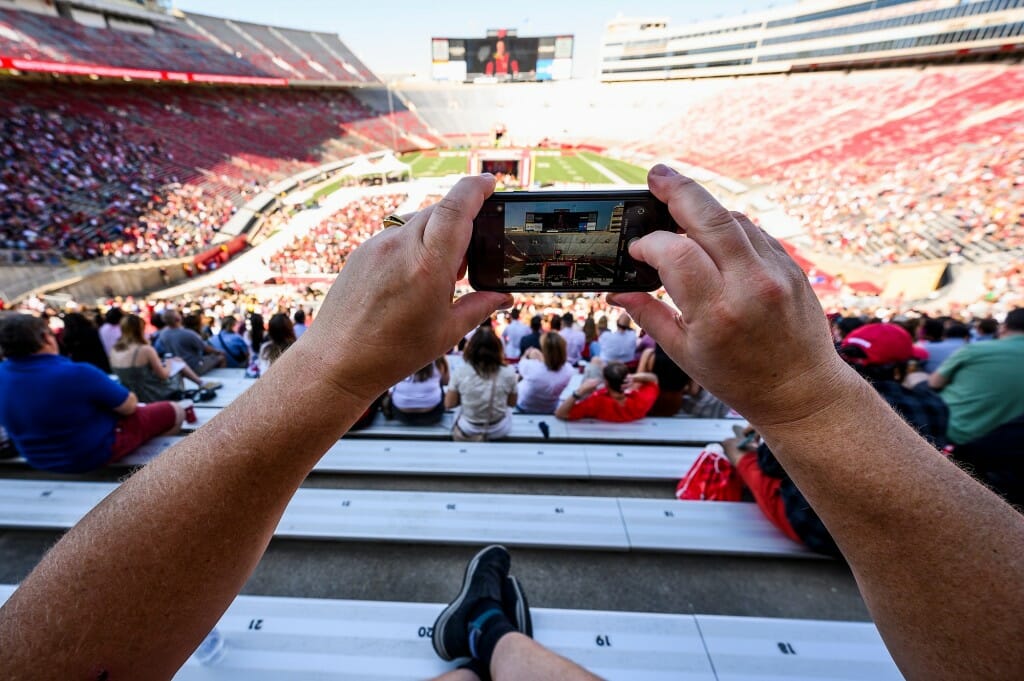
[581, 156, 627, 184]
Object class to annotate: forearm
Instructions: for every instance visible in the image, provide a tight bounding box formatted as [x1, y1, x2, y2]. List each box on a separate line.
[0, 343, 368, 679]
[758, 366, 1024, 680]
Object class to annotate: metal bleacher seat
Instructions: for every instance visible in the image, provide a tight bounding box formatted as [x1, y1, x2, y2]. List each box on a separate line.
[0, 585, 902, 680]
[5, 435, 701, 481]
[0, 479, 815, 557]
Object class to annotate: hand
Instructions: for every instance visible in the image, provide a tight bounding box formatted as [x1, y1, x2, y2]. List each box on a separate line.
[609, 165, 853, 427]
[299, 176, 512, 403]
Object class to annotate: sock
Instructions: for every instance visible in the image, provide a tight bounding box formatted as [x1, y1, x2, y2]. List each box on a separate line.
[457, 657, 490, 681]
[466, 598, 515, 670]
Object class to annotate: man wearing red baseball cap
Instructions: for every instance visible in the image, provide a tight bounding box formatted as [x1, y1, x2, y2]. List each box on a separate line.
[723, 323, 949, 556]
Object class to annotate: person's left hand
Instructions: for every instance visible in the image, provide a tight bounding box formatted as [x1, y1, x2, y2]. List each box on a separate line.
[296, 176, 512, 403]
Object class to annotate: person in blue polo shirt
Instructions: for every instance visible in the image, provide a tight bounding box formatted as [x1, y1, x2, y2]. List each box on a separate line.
[209, 315, 250, 369]
[0, 314, 185, 473]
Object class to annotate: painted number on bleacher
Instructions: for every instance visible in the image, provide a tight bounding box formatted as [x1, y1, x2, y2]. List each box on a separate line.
[554, 507, 565, 514]
[664, 510, 675, 518]
[341, 500, 351, 507]
[595, 634, 612, 647]
[777, 642, 797, 655]
[417, 626, 434, 638]
[446, 504, 457, 511]
[248, 619, 264, 630]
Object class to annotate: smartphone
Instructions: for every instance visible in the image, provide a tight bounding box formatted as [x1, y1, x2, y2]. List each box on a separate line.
[468, 190, 677, 292]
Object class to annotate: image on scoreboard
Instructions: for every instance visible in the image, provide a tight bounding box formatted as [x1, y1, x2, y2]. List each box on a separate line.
[500, 200, 628, 288]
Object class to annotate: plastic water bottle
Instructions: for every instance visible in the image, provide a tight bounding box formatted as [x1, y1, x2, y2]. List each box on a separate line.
[192, 627, 226, 665]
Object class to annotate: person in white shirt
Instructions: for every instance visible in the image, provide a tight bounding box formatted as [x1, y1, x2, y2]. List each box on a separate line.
[516, 332, 576, 414]
[599, 314, 638, 363]
[559, 312, 586, 366]
[98, 307, 124, 356]
[502, 308, 530, 360]
[388, 357, 449, 426]
[446, 324, 518, 440]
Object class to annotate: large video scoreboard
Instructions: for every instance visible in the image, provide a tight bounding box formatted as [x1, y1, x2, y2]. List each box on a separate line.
[432, 29, 573, 82]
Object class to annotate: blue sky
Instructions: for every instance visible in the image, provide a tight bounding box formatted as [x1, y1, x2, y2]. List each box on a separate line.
[173, 1, 778, 79]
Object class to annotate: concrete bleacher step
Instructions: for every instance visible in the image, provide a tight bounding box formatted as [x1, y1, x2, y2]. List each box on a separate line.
[0, 479, 816, 557]
[0, 585, 902, 679]
[109, 436, 702, 481]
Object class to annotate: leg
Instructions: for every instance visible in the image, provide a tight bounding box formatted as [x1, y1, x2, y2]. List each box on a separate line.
[725, 444, 801, 543]
[583, 357, 604, 380]
[430, 671, 478, 681]
[491, 633, 603, 681]
[109, 402, 183, 464]
[177, 362, 205, 388]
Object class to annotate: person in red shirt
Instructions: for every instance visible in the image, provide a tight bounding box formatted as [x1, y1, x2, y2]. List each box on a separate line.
[554, 360, 659, 422]
[484, 39, 519, 77]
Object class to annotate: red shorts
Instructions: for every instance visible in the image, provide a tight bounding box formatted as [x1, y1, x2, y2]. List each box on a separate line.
[110, 402, 178, 462]
[736, 453, 801, 543]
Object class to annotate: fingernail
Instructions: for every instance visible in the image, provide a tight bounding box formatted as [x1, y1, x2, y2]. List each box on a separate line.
[649, 164, 678, 178]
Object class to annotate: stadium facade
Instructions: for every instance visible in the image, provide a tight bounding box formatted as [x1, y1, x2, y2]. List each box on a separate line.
[602, 0, 1024, 81]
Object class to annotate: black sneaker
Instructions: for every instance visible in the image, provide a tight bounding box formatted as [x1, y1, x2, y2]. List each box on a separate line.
[432, 545, 511, 661]
[503, 575, 532, 638]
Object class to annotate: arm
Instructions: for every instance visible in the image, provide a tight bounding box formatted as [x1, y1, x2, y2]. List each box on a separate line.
[521, 347, 543, 361]
[612, 166, 1024, 681]
[626, 371, 658, 385]
[927, 371, 949, 390]
[445, 388, 460, 409]
[145, 345, 171, 381]
[637, 347, 655, 374]
[113, 392, 138, 416]
[554, 377, 600, 421]
[0, 176, 512, 679]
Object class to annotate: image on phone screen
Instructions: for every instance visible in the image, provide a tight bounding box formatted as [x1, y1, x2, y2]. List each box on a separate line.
[471, 192, 672, 292]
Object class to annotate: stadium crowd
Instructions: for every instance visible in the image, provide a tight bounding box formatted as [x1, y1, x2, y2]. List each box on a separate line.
[266, 194, 406, 276]
[0, 104, 235, 261]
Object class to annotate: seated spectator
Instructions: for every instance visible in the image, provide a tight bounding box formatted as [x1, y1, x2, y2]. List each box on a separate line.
[637, 344, 689, 416]
[160, 309, 226, 376]
[929, 308, 1024, 446]
[59, 312, 111, 373]
[599, 314, 638, 363]
[559, 311, 586, 365]
[919, 318, 969, 371]
[724, 323, 949, 556]
[972, 317, 999, 342]
[386, 357, 449, 426]
[501, 308, 529, 361]
[257, 313, 297, 376]
[831, 315, 865, 343]
[0, 314, 184, 473]
[209, 316, 250, 369]
[516, 333, 575, 414]
[446, 324, 518, 441]
[98, 308, 124, 356]
[293, 310, 308, 338]
[555, 361, 658, 422]
[517, 315, 543, 356]
[110, 315, 213, 402]
[582, 315, 600, 360]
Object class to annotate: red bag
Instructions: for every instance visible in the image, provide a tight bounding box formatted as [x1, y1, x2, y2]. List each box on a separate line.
[676, 445, 744, 501]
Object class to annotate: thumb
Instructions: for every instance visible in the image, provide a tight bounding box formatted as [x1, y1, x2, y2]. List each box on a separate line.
[449, 291, 513, 341]
[608, 292, 689, 364]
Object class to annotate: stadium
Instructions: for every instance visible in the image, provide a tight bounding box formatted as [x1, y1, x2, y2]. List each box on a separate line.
[0, 0, 1022, 678]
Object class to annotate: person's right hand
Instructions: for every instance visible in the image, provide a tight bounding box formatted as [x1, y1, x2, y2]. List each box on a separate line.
[295, 176, 512, 405]
[609, 165, 856, 428]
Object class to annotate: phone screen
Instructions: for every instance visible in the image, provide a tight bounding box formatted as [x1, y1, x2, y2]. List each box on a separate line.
[469, 191, 675, 292]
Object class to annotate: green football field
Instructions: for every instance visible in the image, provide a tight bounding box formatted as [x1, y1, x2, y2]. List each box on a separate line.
[400, 150, 648, 185]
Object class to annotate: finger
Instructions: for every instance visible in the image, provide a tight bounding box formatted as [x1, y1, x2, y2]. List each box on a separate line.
[448, 291, 512, 342]
[421, 175, 495, 272]
[623, 230, 720, 319]
[730, 211, 773, 258]
[607, 292, 690, 366]
[647, 165, 757, 271]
